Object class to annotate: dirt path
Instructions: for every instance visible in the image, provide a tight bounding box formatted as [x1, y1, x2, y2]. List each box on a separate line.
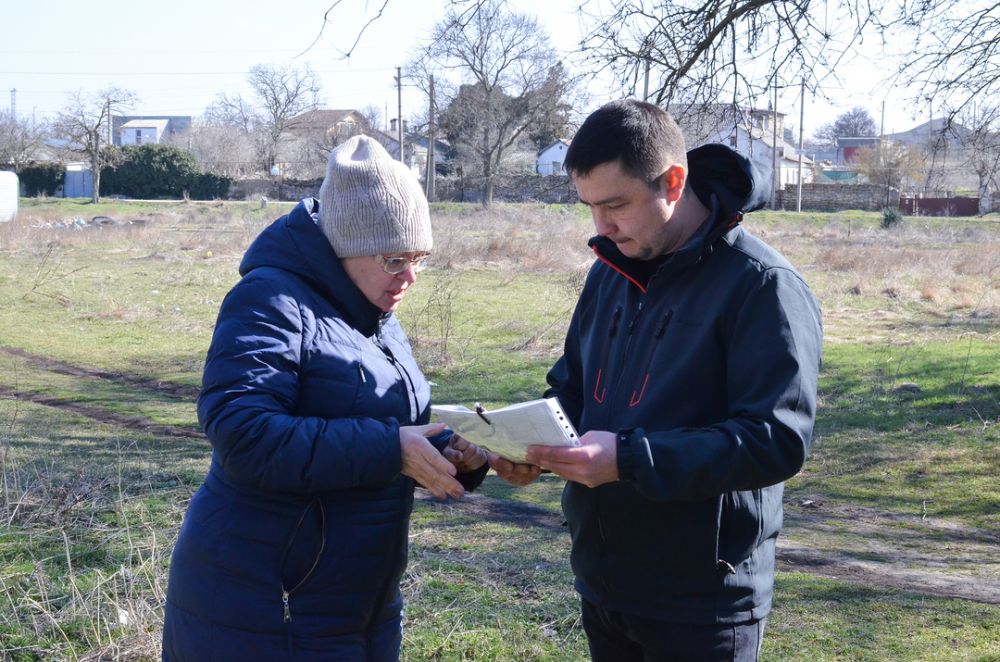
[0, 346, 204, 439]
[5, 344, 997, 605]
[419, 492, 1000, 605]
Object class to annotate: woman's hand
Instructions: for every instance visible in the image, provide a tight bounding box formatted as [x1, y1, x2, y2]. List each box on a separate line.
[400, 423, 465, 499]
[487, 453, 543, 486]
[443, 434, 488, 473]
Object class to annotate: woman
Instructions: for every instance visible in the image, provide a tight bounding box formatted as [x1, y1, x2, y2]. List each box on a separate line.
[163, 136, 487, 660]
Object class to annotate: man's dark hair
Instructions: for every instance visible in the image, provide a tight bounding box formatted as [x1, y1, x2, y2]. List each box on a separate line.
[564, 99, 687, 186]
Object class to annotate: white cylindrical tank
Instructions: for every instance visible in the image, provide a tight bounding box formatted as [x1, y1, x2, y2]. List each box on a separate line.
[0, 171, 18, 222]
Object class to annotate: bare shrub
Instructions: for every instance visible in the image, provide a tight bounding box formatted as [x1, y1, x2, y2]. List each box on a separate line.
[406, 270, 464, 370]
[430, 204, 592, 275]
[919, 286, 942, 302]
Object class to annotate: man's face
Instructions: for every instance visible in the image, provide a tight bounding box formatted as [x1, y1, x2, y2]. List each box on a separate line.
[573, 159, 684, 260]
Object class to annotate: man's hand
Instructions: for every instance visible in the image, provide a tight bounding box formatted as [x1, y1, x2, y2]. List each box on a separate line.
[443, 433, 488, 473]
[525, 430, 618, 488]
[487, 453, 543, 486]
[400, 423, 465, 499]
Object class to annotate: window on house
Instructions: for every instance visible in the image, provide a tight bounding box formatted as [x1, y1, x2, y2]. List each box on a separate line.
[729, 135, 737, 147]
[135, 131, 142, 145]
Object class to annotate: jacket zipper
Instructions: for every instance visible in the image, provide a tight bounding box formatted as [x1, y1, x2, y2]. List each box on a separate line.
[606, 301, 643, 423]
[592, 306, 623, 404]
[627, 310, 673, 407]
[278, 499, 326, 624]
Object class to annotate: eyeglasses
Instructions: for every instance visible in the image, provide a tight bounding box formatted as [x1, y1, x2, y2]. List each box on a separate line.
[375, 253, 430, 275]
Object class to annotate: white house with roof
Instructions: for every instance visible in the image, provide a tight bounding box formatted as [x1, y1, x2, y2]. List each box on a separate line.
[535, 140, 570, 175]
[112, 115, 191, 146]
[119, 119, 171, 146]
[674, 104, 814, 186]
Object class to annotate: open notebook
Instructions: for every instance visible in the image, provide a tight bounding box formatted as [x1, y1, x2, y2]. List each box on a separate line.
[431, 398, 580, 463]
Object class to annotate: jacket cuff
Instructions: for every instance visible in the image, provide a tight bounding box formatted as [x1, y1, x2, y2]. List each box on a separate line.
[457, 462, 489, 492]
[616, 427, 653, 482]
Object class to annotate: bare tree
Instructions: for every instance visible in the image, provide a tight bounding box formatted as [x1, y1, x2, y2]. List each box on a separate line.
[185, 118, 257, 178]
[314, 1, 997, 127]
[0, 112, 48, 170]
[576, 1, 882, 112]
[54, 87, 136, 203]
[853, 141, 927, 201]
[954, 105, 1000, 213]
[414, 0, 576, 204]
[814, 106, 878, 145]
[360, 104, 384, 133]
[206, 64, 320, 174]
[895, 1, 1000, 115]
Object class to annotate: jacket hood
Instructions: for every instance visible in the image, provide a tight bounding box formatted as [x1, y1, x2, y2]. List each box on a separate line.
[687, 143, 771, 228]
[239, 199, 385, 335]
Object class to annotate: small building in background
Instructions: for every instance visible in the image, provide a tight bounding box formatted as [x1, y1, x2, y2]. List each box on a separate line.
[112, 115, 192, 146]
[536, 140, 570, 175]
[63, 163, 94, 198]
[119, 119, 171, 146]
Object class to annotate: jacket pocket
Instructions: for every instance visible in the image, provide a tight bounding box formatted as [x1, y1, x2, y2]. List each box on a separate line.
[717, 489, 763, 572]
[598, 486, 720, 598]
[278, 499, 326, 600]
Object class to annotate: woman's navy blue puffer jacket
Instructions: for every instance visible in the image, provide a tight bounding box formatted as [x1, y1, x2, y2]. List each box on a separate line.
[162, 199, 482, 660]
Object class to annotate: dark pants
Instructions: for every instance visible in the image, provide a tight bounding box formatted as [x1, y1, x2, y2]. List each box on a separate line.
[581, 599, 765, 662]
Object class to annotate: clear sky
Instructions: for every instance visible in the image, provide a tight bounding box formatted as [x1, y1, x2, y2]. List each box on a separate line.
[1, 0, 927, 138]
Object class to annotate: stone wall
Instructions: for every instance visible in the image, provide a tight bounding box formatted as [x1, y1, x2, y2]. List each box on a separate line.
[225, 177, 1000, 216]
[433, 174, 577, 204]
[229, 178, 322, 202]
[776, 183, 899, 212]
[225, 174, 577, 205]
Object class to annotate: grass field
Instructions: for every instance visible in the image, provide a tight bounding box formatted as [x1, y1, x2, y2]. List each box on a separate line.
[0, 198, 998, 661]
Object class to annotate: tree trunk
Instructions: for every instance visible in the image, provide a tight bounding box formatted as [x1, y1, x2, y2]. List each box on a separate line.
[482, 156, 493, 207]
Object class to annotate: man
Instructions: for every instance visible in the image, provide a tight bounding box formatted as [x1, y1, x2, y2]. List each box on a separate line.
[490, 99, 822, 661]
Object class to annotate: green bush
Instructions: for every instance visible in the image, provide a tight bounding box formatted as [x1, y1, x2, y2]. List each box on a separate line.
[100, 144, 231, 200]
[18, 161, 65, 196]
[186, 172, 231, 200]
[881, 207, 902, 229]
[101, 144, 198, 199]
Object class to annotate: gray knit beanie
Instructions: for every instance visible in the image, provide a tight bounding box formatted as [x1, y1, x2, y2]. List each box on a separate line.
[318, 135, 432, 258]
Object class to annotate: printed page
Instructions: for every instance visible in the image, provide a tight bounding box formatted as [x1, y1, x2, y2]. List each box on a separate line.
[431, 398, 579, 463]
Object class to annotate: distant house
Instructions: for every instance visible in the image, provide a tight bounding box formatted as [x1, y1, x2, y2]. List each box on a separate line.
[536, 140, 569, 175]
[371, 120, 451, 178]
[408, 134, 452, 177]
[835, 136, 881, 163]
[119, 119, 170, 146]
[287, 109, 369, 140]
[674, 104, 814, 186]
[112, 115, 191, 146]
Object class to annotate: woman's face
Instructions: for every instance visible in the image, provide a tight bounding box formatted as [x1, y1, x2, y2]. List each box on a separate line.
[340, 252, 428, 313]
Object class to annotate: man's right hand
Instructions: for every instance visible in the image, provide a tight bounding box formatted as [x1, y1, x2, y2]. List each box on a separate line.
[487, 452, 543, 486]
[400, 423, 465, 499]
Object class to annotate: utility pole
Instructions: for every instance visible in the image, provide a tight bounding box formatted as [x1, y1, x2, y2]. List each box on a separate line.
[9, 88, 15, 118]
[106, 98, 113, 147]
[796, 78, 805, 213]
[395, 66, 404, 164]
[771, 79, 779, 210]
[425, 75, 436, 201]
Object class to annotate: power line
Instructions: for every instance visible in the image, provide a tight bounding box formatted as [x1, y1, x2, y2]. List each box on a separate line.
[0, 67, 396, 76]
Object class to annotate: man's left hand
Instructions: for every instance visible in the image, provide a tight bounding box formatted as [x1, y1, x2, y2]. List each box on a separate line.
[525, 430, 619, 488]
